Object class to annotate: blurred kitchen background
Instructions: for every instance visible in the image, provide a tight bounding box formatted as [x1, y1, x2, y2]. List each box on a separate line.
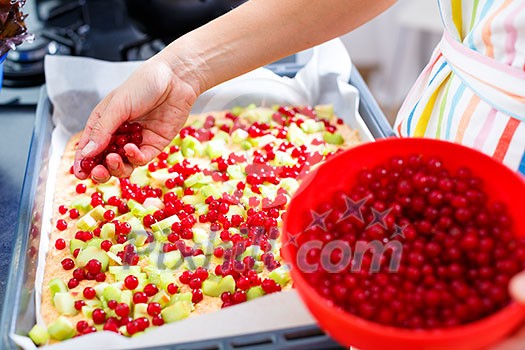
[342, 0, 442, 123]
[1, 0, 443, 124]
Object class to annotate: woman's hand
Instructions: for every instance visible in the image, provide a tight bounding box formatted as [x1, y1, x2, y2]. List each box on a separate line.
[73, 55, 203, 183]
[73, 0, 395, 183]
[491, 272, 525, 350]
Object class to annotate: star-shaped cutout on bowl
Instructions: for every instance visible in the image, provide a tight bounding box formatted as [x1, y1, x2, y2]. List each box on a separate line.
[338, 195, 367, 223]
[307, 209, 332, 231]
[366, 207, 392, 230]
[390, 224, 407, 240]
[283, 231, 301, 248]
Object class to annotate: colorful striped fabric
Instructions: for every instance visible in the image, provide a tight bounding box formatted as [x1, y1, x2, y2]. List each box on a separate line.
[395, 0, 525, 174]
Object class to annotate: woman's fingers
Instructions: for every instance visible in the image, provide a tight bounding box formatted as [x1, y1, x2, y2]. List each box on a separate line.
[124, 143, 162, 167]
[90, 164, 111, 183]
[105, 153, 135, 178]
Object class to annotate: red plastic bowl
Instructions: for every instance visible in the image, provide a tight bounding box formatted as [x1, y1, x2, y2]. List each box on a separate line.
[282, 138, 525, 350]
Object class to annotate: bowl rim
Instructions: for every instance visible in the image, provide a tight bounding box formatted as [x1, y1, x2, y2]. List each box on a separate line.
[286, 260, 525, 340]
[282, 137, 525, 341]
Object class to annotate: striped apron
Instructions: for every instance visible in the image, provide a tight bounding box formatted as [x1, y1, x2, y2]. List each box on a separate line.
[395, 0, 525, 174]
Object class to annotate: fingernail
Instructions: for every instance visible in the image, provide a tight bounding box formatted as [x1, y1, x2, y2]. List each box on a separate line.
[108, 161, 118, 171]
[81, 141, 97, 157]
[73, 159, 82, 174]
[510, 272, 525, 303]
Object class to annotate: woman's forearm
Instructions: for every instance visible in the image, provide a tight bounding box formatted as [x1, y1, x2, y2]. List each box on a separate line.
[160, 0, 396, 94]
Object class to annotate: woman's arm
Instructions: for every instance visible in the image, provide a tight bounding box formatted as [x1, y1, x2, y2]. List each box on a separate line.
[165, 0, 397, 93]
[75, 0, 396, 182]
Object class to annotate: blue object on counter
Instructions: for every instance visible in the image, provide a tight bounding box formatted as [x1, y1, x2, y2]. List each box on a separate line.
[0, 53, 7, 91]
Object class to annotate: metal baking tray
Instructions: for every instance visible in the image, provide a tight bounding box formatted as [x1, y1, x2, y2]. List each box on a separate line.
[0, 70, 393, 349]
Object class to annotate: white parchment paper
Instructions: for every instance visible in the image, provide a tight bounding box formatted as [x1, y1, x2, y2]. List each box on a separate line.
[12, 38, 370, 349]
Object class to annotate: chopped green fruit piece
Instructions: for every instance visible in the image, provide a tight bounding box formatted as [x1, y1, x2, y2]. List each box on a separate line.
[206, 139, 227, 159]
[68, 238, 85, 254]
[130, 202, 148, 217]
[76, 246, 109, 271]
[181, 194, 206, 206]
[162, 251, 182, 269]
[76, 214, 98, 231]
[279, 178, 299, 194]
[260, 184, 277, 201]
[76, 205, 105, 230]
[160, 273, 176, 290]
[240, 107, 274, 123]
[84, 299, 102, 309]
[134, 303, 149, 319]
[126, 199, 141, 211]
[181, 135, 203, 158]
[323, 131, 344, 145]
[247, 286, 265, 301]
[107, 251, 122, 265]
[169, 134, 182, 147]
[161, 301, 192, 323]
[169, 292, 193, 305]
[231, 129, 249, 144]
[195, 203, 208, 216]
[132, 231, 149, 247]
[273, 151, 295, 166]
[151, 214, 180, 234]
[199, 184, 222, 199]
[241, 140, 252, 150]
[167, 151, 183, 165]
[98, 182, 121, 202]
[249, 134, 275, 148]
[202, 275, 235, 297]
[253, 261, 265, 273]
[226, 205, 246, 219]
[47, 316, 75, 341]
[240, 246, 263, 260]
[220, 180, 241, 194]
[48, 278, 67, 299]
[121, 290, 132, 306]
[268, 266, 291, 286]
[231, 106, 244, 116]
[103, 284, 122, 302]
[192, 227, 209, 244]
[152, 290, 171, 308]
[130, 166, 150, 187]
[28, 324, 49, 346]
[315, 104, 334, 120]
[287, 123, 308, 146]
[53, 292, 78, 316]
[300, 119, 325, 134]
[184, 255, 207, 270]
[86, 238, 104, 249]
[184, 173, 213, 188]
[70, 195, 92, 215]
[226, 164, 246, 180]
[94, 282, 109, 298]
[214, 130, 230, 141]
[109, 266, 141, 276]
[144, 265, 161, 284]
[81, 306, 93, 319]
[100, 223, 116, 240]
[89, 205, 106, 221]
[128, 216, 143, 230]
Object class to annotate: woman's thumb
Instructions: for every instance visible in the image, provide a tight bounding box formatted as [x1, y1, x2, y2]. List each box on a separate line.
[509, 271, 525, 303]
[80, 93, 129, 158]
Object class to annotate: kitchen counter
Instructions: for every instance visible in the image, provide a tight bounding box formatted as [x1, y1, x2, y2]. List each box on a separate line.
[0, 105, 36, 313]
